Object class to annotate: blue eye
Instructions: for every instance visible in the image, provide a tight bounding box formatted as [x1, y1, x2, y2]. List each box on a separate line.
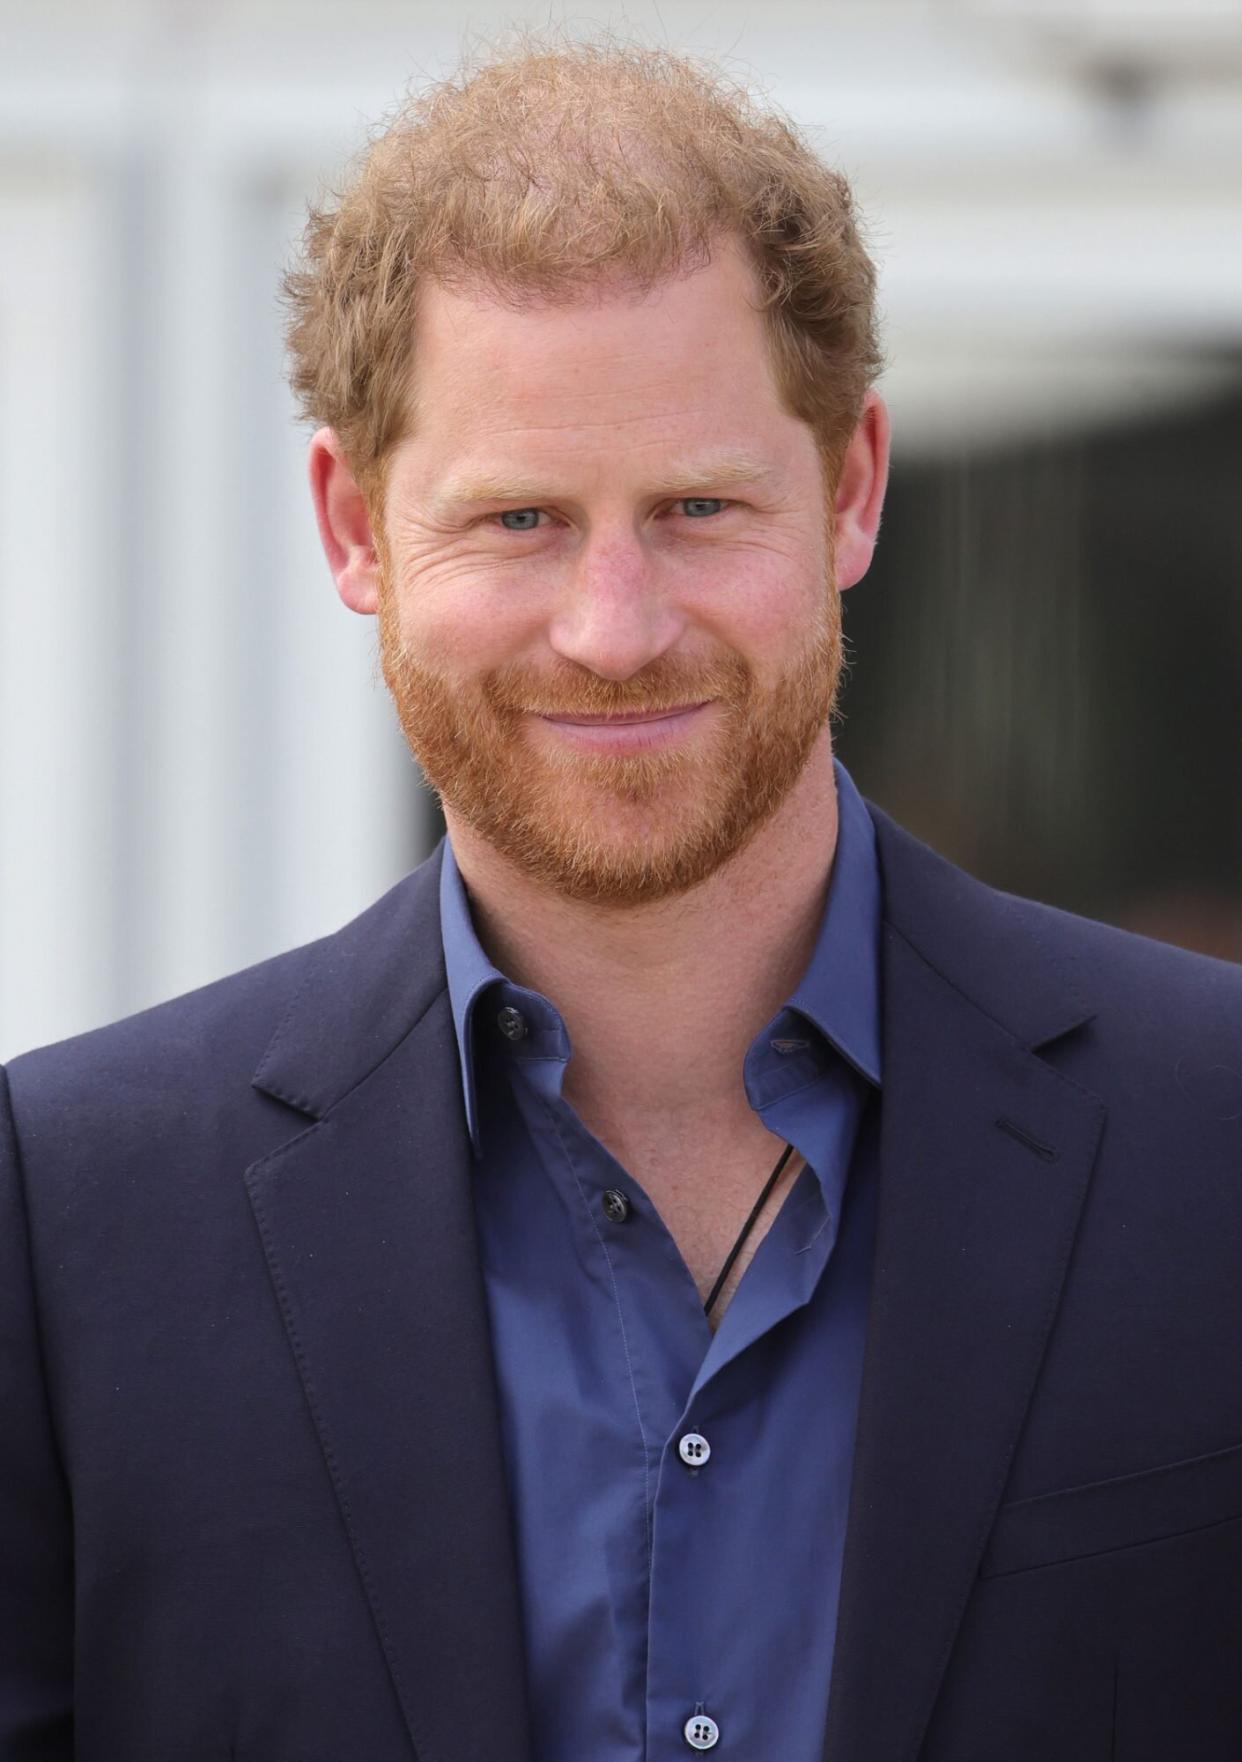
[499, 508, 542, 531]
[681, 498, 726, 518]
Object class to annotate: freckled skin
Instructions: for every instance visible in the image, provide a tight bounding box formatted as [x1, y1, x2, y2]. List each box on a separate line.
[381, 271, 829, 700]
[362, 241, 850, 905]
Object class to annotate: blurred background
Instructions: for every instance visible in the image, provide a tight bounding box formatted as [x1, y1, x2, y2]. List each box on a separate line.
[2, 0, 1241, 1059]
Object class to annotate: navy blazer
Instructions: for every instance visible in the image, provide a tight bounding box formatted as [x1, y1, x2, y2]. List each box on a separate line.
[4, 799, 1242, 1762]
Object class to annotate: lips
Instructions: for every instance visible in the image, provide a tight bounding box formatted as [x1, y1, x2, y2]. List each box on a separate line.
[532, 701, 713, 753]
[535, 702, 708, 726]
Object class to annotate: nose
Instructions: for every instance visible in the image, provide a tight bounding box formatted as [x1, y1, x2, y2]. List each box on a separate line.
[546, 530, 686, 681]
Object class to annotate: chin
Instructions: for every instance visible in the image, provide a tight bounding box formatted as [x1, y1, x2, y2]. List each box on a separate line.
[487, 790, 765, 906]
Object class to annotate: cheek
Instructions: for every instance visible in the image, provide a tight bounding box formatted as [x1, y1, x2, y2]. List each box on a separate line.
[688, 553, 825, 664]
[398, 584, 550, 675]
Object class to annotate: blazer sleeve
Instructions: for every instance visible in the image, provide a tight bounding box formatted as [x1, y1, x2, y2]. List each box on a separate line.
[0, 1066, 73, 1760]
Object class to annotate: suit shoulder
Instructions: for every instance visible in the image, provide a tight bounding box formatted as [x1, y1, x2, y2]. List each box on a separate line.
[1003, 887, 1242, 1045]
[3, 858, 442, 1122]
[870, 799, 1242, 1055]
[1012, 887, 1242, 995]
[5, 931, 332, 1117]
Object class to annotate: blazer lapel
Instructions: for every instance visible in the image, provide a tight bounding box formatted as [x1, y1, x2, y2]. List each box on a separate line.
[244, 850, 532, 1762]
[823, 807, 1107, 1762]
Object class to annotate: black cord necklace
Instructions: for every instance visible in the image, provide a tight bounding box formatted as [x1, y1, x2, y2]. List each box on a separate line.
[702, 1141, 796, 1318]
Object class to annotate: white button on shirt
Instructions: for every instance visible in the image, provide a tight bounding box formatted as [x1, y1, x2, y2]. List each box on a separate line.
[678, 1432, 711, 1467]
[684, 1711, 720, 1749]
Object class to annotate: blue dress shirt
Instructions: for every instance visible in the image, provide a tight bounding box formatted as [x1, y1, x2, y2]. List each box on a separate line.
[440, 757, 882, 1761]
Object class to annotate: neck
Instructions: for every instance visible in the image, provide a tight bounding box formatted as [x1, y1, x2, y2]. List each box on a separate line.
[444, 738, 840, 1135]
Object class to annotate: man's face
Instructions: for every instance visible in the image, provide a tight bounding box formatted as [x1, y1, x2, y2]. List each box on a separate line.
[375, 238, 843, 906]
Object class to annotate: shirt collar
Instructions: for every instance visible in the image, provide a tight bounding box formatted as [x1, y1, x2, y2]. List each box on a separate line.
[781, 756, 882, 1089]
[440, 756, 883, 1153]
[439, 826, 510, 1154]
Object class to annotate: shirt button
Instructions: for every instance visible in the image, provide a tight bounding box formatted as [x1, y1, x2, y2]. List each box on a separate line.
[602, 1188, 631, 1224]
[496, 1006, 528, 1042]
[678, 1432, 711, 1468]
[684, 1712, 720, 1750]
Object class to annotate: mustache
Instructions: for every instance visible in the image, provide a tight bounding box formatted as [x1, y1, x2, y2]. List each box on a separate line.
[482, 654, 752, 719]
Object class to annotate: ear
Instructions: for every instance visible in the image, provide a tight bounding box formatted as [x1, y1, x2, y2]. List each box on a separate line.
[832, 391, 891, 592]
[307, 427, 382, 616]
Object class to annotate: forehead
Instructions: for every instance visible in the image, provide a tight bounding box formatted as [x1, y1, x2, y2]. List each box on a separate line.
[396, 238, 802, 479]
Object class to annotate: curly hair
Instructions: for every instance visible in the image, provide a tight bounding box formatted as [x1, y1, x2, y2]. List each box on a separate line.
[280, 31, 885, 518]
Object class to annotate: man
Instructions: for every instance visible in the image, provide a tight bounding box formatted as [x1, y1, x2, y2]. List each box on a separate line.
[3, 37, 1241, 1762]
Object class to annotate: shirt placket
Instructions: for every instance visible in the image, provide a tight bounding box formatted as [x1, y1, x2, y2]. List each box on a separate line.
[494, 986, 860, 1762]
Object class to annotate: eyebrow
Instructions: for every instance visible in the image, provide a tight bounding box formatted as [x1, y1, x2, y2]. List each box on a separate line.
[429, 449, 778, 516]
